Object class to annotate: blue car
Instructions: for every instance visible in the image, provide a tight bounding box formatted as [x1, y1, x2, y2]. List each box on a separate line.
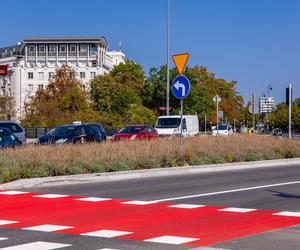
[0, 127, 22, 148]
[38, 124, 101, 145]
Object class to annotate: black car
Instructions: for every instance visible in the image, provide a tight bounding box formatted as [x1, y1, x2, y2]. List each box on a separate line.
[38, 124, 101, 144]
[84, 123, 107, 141]
[0, 127, 22, 148]
[271, 128, 283, 136]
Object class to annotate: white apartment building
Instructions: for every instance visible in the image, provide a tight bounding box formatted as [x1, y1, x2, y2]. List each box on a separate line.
[259, 96, 275, 115]
[0, 37, 125, 119]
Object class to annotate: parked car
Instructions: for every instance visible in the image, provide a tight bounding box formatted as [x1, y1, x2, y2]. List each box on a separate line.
[0, 127, 22, 149]
[155, 115, 199, 137]
[212, 124, 233, 136]
[38, 124, 101, 144]
[271, 128, 283, 136]
[113, 125, 158, 141]
[0, 121, 26, 144]
[84, 123, 107, 141]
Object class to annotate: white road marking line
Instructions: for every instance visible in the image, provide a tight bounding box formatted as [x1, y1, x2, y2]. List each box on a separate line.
[168, 204, 206, 209]
[99, 249, 119, 250]
[151, 180, 300, 202]
[75, 197, 112, 202]
[0, 237, 8, 240]
[0, 241, 71, 250]
[0, 191, 28, 195]
[273, 211, 300, 217]
[121, 200, 157, 205]
[218, 207, 257, 213]
[144, 235, 199, 245]
[33, 194, 69, 199]
[0, 220, 18, 225]
[23, 224, 73, 232]
[81, 229, 133, 238]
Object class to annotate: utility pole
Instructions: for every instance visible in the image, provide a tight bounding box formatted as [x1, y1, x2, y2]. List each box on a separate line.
[252, 92, 255, 131]
[166, 0, 171, 115]
[288, 84, 292, 139]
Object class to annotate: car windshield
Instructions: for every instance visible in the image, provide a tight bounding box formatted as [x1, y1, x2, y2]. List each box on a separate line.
[0, 129, 9, 137]
[119, 126, 143, 134]
[156, 118, 181, 128]
[217, 125, 228, 130]
[0, 123, 23, 133]
[52, 126, 76, 136]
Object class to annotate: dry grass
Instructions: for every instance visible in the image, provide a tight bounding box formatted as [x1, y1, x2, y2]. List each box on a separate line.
[0, 135, 300, 183]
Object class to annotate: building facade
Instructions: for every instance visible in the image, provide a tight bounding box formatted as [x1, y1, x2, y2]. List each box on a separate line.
[0, 37, 125, 119]
[259, 96, 275, 115]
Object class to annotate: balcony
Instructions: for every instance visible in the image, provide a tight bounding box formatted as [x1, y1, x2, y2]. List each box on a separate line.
[37, 52, 46, 57]
[69, 51, 76, 57]
[58, 52, 66, 57]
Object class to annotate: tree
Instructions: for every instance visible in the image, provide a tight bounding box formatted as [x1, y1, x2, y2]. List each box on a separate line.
[0, 96, 15, 120]
[90, 60, 155, 127]
[22, 65, 96, 127]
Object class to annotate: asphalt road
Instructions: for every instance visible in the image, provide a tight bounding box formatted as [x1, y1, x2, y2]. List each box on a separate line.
[2, 164, 300, 249]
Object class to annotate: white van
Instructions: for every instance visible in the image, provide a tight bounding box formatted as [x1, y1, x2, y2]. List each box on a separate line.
[155, 115, 199, 137]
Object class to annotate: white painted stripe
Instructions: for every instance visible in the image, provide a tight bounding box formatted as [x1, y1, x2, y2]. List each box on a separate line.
[151, 180, 300, 202]
[0, 220, 18, 225]
[0, 237, 8, 240]
[23, 224, 73, 232]
[218, 207, 257, 213]
[0, 241, 71, 250]
[273, 211, 300, 217]
[99, 249, 119, 250]
[81, 229, 132, 238]
[144, 235, 199, 245]
[0, 191, 28, 195]
[75, 197, 111, 202]
[33, 194, 69, 199]
[168, 204, 206, 209]
[121, 200, 157, 205]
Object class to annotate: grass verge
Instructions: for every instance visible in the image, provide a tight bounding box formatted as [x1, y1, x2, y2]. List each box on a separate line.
[0, 135, 300, 183]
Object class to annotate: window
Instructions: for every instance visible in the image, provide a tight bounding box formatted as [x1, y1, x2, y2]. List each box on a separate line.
[39, 45, 45, 52]
[49, 45, 56, 52]
[70, 45, 76, 52]
[91, 61, 97, 67]
[48, 72, 54, 79]
[28, 72, 33, 79]
[59, 45, 66, 52]
[49, 45, 56, 56]
[80, 44, 87, 52]
[80, 72, 85, 79]
[38, 84, 44, 90]
[38, 72, 44, 80]
[29, 46, 35, 52]
[28, 84, 33, 92]
[90, 72, 96, 79]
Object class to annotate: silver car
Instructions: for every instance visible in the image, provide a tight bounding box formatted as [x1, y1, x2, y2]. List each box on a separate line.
[0, 121, 26, 144]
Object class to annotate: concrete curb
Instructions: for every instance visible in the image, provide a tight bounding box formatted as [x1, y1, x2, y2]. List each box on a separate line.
[1, 158, 300, 189]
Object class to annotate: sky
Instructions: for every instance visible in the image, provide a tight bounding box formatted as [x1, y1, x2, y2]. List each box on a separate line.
[1, 0, 300, 104]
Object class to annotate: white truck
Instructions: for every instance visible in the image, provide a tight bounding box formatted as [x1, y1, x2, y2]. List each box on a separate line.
[155, 115, 199, 137]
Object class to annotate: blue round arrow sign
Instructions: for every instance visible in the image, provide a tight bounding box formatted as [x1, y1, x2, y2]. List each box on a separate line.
[172, 75, 190, 99]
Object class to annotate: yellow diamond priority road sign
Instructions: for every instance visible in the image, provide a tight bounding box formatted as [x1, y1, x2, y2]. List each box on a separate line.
[172, 53, 189, 75]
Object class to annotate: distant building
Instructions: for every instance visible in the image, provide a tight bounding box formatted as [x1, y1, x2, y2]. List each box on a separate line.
[0, 37, 125, 119]
[259, 96, 275, 115]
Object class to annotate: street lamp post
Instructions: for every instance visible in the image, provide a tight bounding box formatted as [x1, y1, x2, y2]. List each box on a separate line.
[166, 0, 171, 116]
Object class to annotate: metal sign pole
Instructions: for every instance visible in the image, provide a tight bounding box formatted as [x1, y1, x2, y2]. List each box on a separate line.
[289, 84, 292, 139]
[180, 99, 183, 158]
[217, 100, 219, 135]
[204, 114, 207, 135]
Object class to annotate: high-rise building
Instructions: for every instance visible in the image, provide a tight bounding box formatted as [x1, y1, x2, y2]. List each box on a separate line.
[0, 37, 125, 119]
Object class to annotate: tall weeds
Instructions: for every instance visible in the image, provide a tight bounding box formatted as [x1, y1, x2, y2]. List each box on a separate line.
[0, 135, 299, 183]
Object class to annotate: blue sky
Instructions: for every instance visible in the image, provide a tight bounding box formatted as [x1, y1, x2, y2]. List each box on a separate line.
[1, 0, 300, 104]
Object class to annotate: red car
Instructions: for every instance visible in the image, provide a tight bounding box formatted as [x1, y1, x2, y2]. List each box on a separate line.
[113, 125, 158, 141]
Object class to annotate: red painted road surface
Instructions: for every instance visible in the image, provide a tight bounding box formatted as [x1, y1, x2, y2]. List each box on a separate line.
[0, 190, 300, 247]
